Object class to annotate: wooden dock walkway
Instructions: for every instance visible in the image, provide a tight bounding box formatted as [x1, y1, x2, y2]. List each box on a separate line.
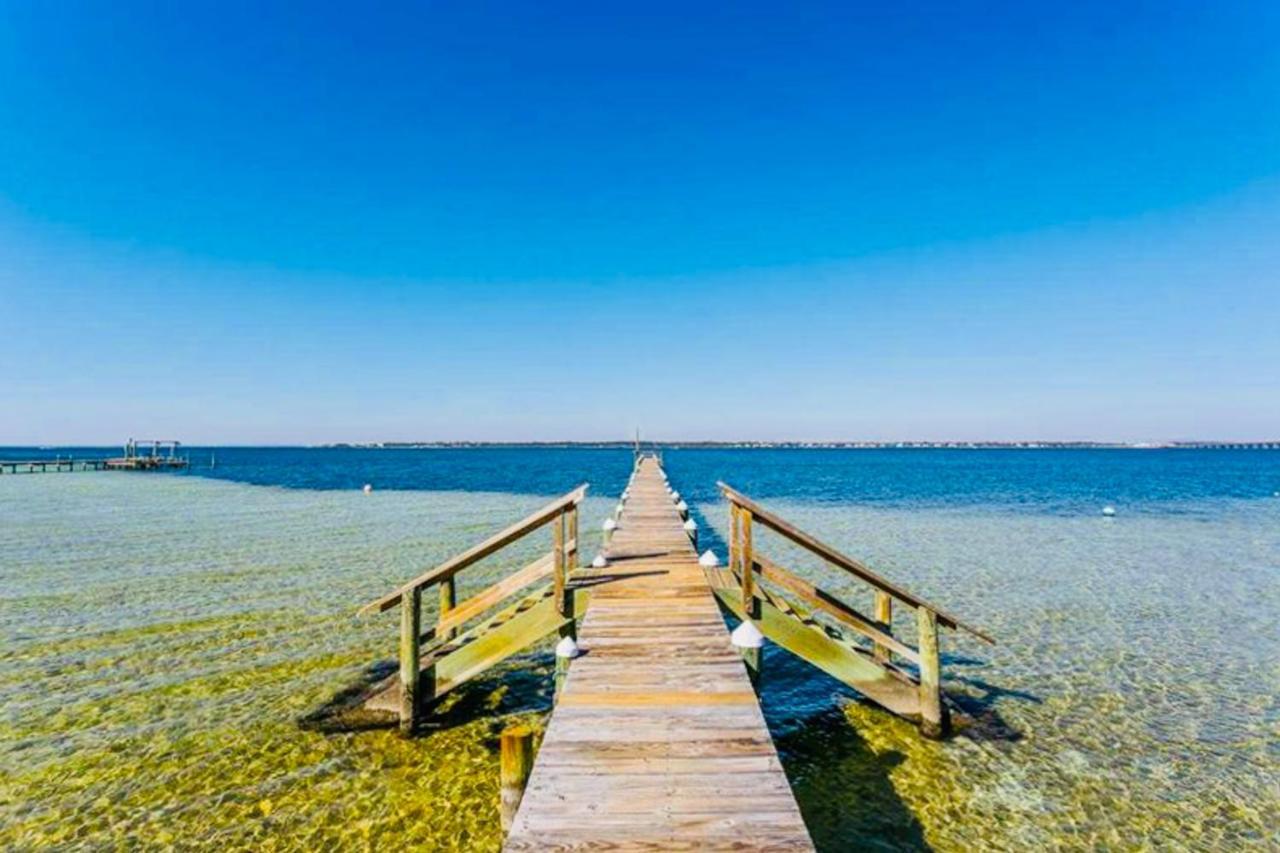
[339, 451, 992, 848]
[504, 457, 814, 850]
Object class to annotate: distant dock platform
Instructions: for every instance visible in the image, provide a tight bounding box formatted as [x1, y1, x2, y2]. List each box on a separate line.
[0, 439, 190, 475]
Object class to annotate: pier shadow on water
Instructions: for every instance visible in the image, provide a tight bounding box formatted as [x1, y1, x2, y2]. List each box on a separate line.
[298, 652, 558, 734]
[757, 649, 932, 852]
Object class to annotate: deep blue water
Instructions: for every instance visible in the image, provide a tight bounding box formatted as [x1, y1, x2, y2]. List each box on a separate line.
[4, 446, 1278, 516]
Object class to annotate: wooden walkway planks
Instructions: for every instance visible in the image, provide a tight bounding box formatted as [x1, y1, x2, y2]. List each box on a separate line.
[504, 457, 814, 851]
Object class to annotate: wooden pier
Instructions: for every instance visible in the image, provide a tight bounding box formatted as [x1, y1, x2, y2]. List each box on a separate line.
[0, 458, 109, 474]
[505, 456, 812, 850]
[0, 440, 190, 474]
[338, 453, 992, 849]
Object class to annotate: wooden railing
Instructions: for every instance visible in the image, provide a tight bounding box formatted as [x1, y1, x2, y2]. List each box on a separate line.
[719, 482, 993, 737]
[359, 484, 588, 732]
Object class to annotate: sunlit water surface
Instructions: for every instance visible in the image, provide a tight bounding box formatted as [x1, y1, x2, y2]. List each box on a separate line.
[2, 461, 1277, 850]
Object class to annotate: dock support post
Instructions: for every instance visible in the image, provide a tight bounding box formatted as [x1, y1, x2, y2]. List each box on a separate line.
[873, 592, 893, 663]
[731, 619, 765, 692]
[916, 606, 946, 738]
[439, 577, 457, 641]
[554, 635, 579, 702]
[399, 587, 422, 735]
[554, 509, 576, 642]
[739, 510, 757, 619]
[499, 725, 535, 832]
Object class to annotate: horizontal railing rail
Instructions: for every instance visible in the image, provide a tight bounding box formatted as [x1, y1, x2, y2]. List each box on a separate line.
[718, 482, 992, 643]
[752, 554, 920, 663]
[360, 484, 588, 615]
[718, 482, 993, 738]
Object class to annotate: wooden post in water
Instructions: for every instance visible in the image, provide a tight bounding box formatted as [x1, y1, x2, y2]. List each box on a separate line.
[916, 606, 945, 738]
[399, 587, 422, 735]
[873, 592, 893, 663]
[500, 725, 535, 832]
[439, 577, 458, 641]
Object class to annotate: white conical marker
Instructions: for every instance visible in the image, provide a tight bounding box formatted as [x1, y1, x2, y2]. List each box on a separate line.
[603, 518, 618, 531]
[555, 635, 580, 659]
[671, 490, 681, 502]
[698, 550, 720, 567]
[1102, 505, 1117, 517]
[731, 620, 764, 649]
[362, 484, 373, 494]
[592, 553, 607, 568]
[683, 519, 697, 532]
[676, 500, 688, 513]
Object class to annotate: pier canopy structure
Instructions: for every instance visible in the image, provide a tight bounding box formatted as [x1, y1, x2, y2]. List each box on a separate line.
[334, 454, 992, 848]
[106, 439, 190, 471]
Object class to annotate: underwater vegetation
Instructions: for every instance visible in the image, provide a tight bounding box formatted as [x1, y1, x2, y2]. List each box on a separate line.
[2, 473, 1276, 850]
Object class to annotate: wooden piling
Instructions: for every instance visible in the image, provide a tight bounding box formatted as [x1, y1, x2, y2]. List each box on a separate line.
[554, 651, 571, 701]
[739, 510, 756, 619]
[916, 606, 945, 738]
[499, 725, 535, 832]
[552, 511, 566, 618]
[439, 577, 457, 641]
[873, 591, 893, 663]
[740, 644, 762, 690]
[398, 588, 421, 735]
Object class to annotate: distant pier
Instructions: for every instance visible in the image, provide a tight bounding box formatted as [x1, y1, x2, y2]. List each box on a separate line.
[0, 439, 190, 474]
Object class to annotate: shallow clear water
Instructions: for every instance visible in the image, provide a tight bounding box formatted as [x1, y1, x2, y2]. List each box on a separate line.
[2, 451, 1278, 850]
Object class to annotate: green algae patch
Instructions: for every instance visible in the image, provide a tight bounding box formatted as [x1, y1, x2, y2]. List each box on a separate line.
[0, 475, 602, 851]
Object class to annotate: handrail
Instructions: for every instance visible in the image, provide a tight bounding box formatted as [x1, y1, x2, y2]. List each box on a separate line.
[431, 551, 556, 639]
[360, 484, 588, 615]
[752, 555, 920, 663]
[718, 482, 993, 644]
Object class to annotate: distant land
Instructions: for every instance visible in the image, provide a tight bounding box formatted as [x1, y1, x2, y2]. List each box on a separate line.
[320, 440, 1280, 450]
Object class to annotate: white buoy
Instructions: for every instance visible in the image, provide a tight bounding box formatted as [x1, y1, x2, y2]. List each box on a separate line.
[676, 500, 688, 513]
[698, 550, 720, 567]
[615, 503, 625, 518]
[602, 518, 618, 531]
[362, 483, 373, 494]
[1102, 505, 1116, 517]
[591, 553, 608, 568]
[555, 635, 580, 660]
[730, 620, 764, 649]
[683, 518, 697, 532]
[671, 490, 680, 502]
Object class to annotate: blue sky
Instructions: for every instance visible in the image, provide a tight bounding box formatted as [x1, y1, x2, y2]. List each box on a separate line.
[2, 2, 1278, 443]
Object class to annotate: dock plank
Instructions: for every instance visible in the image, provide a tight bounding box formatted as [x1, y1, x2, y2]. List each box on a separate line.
[504, 457, 814, 851]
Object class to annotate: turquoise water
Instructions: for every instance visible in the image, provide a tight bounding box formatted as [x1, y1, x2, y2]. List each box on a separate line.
[2, 450, 1277, 849]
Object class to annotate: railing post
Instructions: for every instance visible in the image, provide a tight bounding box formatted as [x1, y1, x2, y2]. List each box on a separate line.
[439, 577, 457, 641]
[560, 506, 577, 641]
[916, 606, 946, 738]
[399, 587, 422, 735]
[739, 509, 756, 619]
[566, 504, 578, 575]
[552, 510, 566, 614]
[729, 503, 741, 575]
[873, 592, 893, 663]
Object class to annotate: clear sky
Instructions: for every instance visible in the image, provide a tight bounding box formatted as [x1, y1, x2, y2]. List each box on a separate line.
[2, 2, 1278, 444]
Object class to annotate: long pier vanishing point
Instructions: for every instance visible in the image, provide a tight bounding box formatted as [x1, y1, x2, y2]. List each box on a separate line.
[326, 453, 993, 850]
